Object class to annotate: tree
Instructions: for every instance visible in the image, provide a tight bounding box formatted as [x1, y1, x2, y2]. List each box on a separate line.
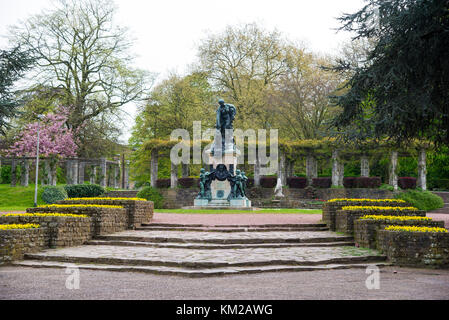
[331, 0, 449, 147]
[8, 0, 153, 154]
[197, 23, 288, 129]
[0, 46, 34, 135]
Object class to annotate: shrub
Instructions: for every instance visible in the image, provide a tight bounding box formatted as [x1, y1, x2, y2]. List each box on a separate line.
[287, 177, 307, 189]
[156, 179, 170, 188]
[312, 177, 331, 188]
[379, 184, 394, 191]
[178, 178, 195, 188]
[137, 186, 164, 209]
[63, 184, 104, 198]
[260, 176, 277, 188]
[428, 178, 449, 191]
[354, 177, 382, 188]
[41, 186, 68, 204]
[395, 190, 444, 211]
[246, 178, 254, 189]
[343, 177, 356, 188]
[398, 177, 417, 189]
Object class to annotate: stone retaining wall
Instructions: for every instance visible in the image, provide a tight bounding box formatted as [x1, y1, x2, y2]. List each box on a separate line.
[0, 215, 91, 248]
[377, 230, 449, 268]
[335, 209, 426, 234]
[354, 219, 444, 249]
[58, 199, 154, 229]
[27, 207, 127, 236]
[322, 200, 409, 231]
[0, 228, 46, 265]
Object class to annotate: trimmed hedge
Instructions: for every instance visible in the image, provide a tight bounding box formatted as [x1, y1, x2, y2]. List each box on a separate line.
[395, 190, 444, 211]
[178, 178, 196, 188]
[260, 177, 277, 188]
[354, 177, 382, 188]
[312, 177, 331, 188]
[343, 177, 356, 188]
[41, 186, 68, 204]
[429, 178, 449, 190]
[63, 184, 104, 198]
[156, 179, 170, 188]
[398, 177, 417, 189]
[136, 186, 164, 209]
[287, 177, 307, 189]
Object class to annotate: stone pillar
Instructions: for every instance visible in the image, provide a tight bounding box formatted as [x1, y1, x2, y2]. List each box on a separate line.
[66, 160, 73, 185]
[338, 162, 344, 186]
[389, 151, 399, 191]
[89, 165, 97, 184]
[43, 160, 51, 186]
[150, 149, 158, 188]
[114, 164, 120, 188]
[10, 158, 17, 187]
[278, 152, 287, 186]
[125, 160, 130, 190]
[78, 162, 85, 185]
[417, 149, 427, 191]
[170, 162, 178, 189]
[332, 150, 340, 187]
[72, 159, 79, 185]
[181, 163, 190, 178]
[100, 158, 107, 187]
[361, 156, 370, 177]
[254, 156, 261, 187]
[20, 158, 30, 187]
[306, 155, 318, 186]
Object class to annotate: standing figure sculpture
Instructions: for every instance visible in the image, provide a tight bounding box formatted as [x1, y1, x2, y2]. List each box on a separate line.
[215, 99, 236, 151]
[197, 168, 212, 200]
[232, 169, 245, 199]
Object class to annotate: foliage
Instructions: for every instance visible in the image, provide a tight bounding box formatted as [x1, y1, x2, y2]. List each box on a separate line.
[63, 184, 105, 198]
[287, 177, 307, 189]
[379, 184, 394, 191]
[395, 190, 444, 211]
[41, 185, 68, 204]
[178, 178, 197, 188]
[1, 166, 11, 184]
[260, 177, 277, 188]
[312, 177, 332, 188]
[0, 223, 40, 230]
[0, 46, 34, 135]
[384, 226, 448, 233]
[428, 179, 449, 191]
[156, 179, 171, 188]
[332, 0, 449, 147]
[136, 186, 164, 209]
[398, 177, 417, 190]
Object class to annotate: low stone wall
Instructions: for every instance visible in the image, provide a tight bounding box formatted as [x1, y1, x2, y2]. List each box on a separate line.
[377, 230, 449, 268]
[335, 209, 426, 234]
[103, 190, 139, 198]
[27, 206, 127, 236]
[0, 215, 91, 248]
[159, 187, 395, 209]
[322, 200, 409, 231]
[0, 228, 46, 265]
[354, 219, 444, 249]
[58, 199, 154, 229]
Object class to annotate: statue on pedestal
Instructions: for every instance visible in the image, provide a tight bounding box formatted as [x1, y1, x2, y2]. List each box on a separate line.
[213, 99, 236, 153]
[197, 168, 212, 200]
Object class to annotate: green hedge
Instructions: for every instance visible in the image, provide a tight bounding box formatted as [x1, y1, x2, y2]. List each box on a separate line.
[63, 184, 105, 198]
[41, 186, 68, 204]
[395, 190, 444, 211]
[137, 186, 164, 209]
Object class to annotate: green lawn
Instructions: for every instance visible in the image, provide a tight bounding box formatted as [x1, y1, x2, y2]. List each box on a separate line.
[0, 184, 45, 211]
[154, 208, 322, 214]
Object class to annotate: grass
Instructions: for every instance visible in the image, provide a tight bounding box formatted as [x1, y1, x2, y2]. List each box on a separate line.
[154, 208, 322, 214]
[0, 184, 45, 211]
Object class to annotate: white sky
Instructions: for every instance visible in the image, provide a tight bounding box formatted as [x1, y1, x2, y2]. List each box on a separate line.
[0, 0, 365, 143]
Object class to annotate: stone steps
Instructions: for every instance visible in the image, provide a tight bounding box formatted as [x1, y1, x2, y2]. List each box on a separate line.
[142, 223, 328, 228]
[85, 239, 356, 249]
[137, 226, 330, 232]
[14, 260, 391, 277]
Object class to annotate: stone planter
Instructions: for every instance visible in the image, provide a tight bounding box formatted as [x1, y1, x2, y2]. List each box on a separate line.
[377, 230, 449, 268]
[354, 219, 444, 249]
[0, 228, 46, 265]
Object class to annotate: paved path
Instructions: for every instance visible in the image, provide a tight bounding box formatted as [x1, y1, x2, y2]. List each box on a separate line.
[1, 266, 448, 300]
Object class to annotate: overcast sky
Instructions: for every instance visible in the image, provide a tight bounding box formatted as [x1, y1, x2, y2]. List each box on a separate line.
[0, 0, 365, 142]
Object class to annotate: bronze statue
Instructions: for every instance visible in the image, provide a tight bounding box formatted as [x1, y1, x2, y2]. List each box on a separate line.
[215, 99, 236, 150]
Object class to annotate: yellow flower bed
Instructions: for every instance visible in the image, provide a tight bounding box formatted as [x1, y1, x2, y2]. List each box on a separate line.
[328, 198, 406, 203]
[360, 215, 431, 221]
[342, 206, 418, 211]
[2, 213, 88, 218]
[0, 223, 40, 230]
[385, 226, 448, 233]
[66, 197, 147, 201]
[38, 204, 123, 209]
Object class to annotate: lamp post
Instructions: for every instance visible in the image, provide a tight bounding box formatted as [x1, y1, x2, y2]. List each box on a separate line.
[34, 114, 44, 207]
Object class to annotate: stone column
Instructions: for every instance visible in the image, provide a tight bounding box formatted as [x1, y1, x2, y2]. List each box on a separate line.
[78, 162, 85, 185]
[278, 152, 287, 186]
[114, 165, 120, 188]
[100, 158, 107, 187]
[20, 158, 30, 187]
[170, 162, 178, 189]
[10, 158, 17, 187]
[42, 160, 51, 186]
[417, 149, 427, 191]
[181, 163, 190, 178]
[306, 155, 318, 186]
[125, 160, 130, 190]
[360, 156, 370, 177]
[332, 150, 340, 187]
[338, 162, 344, 186]
[66, 160, 73, 185]
[389, 151, 398, 191]
[89, 165, 97, 184]
[150, 149, 158, 188]
[72, 159, 79, 185]
[254, 156, 261, 187]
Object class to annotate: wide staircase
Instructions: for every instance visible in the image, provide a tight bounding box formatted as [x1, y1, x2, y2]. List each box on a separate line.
[15, 222, 389, 277]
